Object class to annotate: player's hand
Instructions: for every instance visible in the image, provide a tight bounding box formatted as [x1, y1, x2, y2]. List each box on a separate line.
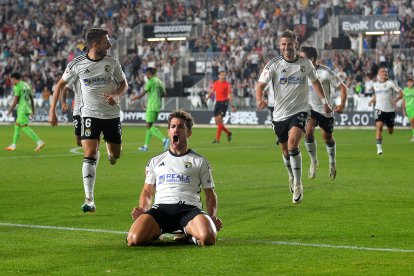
[334, 104, 345, 113]
[324, 103, 332, 114]
[61, 102, 69, 112]
[104, 93, 118, 106]
[48, 112, 58, 126]
[210, 216, 223, 231]
[131, 207, 145, 221]
[256, 100, 268, 110]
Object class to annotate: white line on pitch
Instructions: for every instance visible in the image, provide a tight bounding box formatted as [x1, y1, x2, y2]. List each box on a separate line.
[1, 222, 413, 253]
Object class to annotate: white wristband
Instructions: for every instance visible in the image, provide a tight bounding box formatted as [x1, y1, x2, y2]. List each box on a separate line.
[321, 98, 327, 104]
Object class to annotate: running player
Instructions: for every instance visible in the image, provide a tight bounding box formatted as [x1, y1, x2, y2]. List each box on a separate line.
[368, 66, 403, 155]
[205, 68, 236, 143]
[131, 67, 169, 152]
[299, 46, 348, 180]
[402, 77, 414, 142]
[49, 28, 128, 212]
[256, 30, 332, 204]
[5, 72, 46, 152]
[127, 109, 222, 246]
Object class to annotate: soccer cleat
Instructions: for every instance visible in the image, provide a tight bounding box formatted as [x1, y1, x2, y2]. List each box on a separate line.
[289, 177, 294, 194]
[138, 145, 148, 151]
[212, 139, 220, 144]
[5, 145, 16, 151]
[329, 163, 337, 180]
[292, 183, 303, 204]
[377, 149, 383, 155]
[81, 202, 96, 213]
[34, 141, 46, 152]
[227, 132, 232, 142]
[308, 160, 318, 179]
[163, 138, 170, 151]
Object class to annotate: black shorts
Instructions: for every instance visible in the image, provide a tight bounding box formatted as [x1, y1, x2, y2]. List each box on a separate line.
[146, 203, 206, 234]
[374, 110, 395, 128]
[272, 112, 308, 144]
[214, 101, 229, 117]
[309, 110, 334, 134]
[73, 115, 81, 137]
[81, 117, 122, 144]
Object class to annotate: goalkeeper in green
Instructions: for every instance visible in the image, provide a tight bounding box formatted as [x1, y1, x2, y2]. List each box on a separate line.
[4, 72, 45, 152]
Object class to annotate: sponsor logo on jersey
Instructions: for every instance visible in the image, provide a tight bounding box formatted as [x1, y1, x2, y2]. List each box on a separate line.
[279, 76, 306, 85]
[158, 173, 190, 184]
[83, 77, 111, 86]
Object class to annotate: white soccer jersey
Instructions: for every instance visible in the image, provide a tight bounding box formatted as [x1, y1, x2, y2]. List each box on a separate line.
[66, 79, 82, 116]
[258, 55, 318, 121]
[372, 80, 401, 112]
[145, 149, 215, 208]
[308, 64, 343, 117]
[62, 54, 126, 119]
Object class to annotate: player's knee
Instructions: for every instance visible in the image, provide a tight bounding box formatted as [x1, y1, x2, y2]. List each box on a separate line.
[197, 231, 217, 246]
[127, 233, 145, 246]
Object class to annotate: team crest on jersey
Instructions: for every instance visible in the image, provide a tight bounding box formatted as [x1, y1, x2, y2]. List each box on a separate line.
[184, 162, 192, 168]
[84, 128, 91, 137]
[300, 66, 305, 72]
[105, 65, 111, 73]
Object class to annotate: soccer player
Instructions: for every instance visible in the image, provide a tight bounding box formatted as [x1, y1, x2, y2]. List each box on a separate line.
[299, 46, 348, 180]
[60, 81, 101, 166]
[4, 72, 46, 152]
[127, 109, 222, 246]
[49, 28, 128, 212]
[255, 30, 332, 204]
[368, 67, 403, 155]
[131, 67, 169, 152]
[402, 77, 414, 142]
[205, 68, 236, 143]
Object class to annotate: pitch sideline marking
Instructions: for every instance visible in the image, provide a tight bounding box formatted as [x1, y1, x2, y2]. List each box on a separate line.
[1, 222, 413, 253]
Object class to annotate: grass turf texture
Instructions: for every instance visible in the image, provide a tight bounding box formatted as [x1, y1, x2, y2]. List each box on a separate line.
[0, 125, 413, 274]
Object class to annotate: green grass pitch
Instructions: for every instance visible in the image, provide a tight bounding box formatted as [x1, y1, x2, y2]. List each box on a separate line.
[1, 124, 413, 274]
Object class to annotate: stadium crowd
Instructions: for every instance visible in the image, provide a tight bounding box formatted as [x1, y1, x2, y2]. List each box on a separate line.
[1, 0, 414, 110]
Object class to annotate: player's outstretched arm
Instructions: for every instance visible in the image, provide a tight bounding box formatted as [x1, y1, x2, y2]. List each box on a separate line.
[334, 83, 348, 113]
[255, 81, 268, 110]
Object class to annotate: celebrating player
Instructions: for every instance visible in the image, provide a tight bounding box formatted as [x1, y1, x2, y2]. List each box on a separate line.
[299, 46, 348, 180]
[368, 67, 403, 155]
[127, 109, 222, 246]
[255, 30, 332, 204]
[49, 28, 128, 212]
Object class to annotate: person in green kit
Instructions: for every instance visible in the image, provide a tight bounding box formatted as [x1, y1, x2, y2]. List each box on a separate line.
[402, 77, 414, 142]
[5, 72, 46, 152]
[132, 67, 169, 151]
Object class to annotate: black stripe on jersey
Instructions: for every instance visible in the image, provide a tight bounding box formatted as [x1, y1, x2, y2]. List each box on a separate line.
[189, 149, 212, 169]
[68, 54, 88, 70]
[264, 56, 283, 70]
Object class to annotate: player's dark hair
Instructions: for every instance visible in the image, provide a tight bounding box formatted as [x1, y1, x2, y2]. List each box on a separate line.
[11, 72, 21, 79]
[280, 30, 297, 40]
[168, 109, 194, 131]
[85, 28, 108, 47]
[300, 46, 318, 61]
[146, 67, 157, 75]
